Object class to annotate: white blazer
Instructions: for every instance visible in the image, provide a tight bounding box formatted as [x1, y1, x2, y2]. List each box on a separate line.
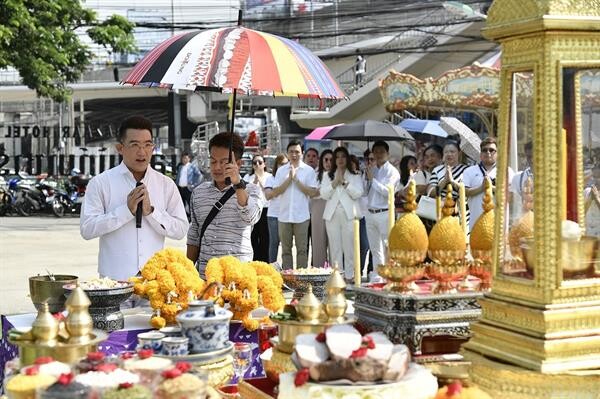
[320, 170, 364, 221]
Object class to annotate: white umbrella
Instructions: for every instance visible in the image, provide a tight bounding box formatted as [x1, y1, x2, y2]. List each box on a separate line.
[439, 116, 482, 162]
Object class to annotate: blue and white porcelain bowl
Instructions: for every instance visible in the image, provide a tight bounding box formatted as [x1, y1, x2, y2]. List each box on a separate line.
[162, 336, 189, 356]
[137, 331, 165, 352]
[176, 302, 233, 354]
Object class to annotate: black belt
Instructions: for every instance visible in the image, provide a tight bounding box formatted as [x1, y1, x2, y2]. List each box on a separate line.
[368, 208, 389, 214]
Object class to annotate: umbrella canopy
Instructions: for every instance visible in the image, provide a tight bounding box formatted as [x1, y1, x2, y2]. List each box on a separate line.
[305, 124, 342, 141]
[323, 120, 413, 141]
[122, 27, 345, 99]
[398, 119, 448, 138]
[439, 116, 482, 161]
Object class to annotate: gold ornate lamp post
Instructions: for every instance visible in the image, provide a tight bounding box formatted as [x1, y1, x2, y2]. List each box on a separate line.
[462, 0, 600, 396]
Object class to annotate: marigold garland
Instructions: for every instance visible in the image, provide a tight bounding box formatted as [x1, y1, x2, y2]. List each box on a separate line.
[130, 248, 206, 325]
[132, 251, 284, 330]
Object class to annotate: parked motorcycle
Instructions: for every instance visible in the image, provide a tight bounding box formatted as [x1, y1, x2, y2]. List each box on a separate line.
[51, 185, 81, 217]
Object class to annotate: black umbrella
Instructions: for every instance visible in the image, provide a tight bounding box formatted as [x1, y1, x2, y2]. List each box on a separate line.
[322, 120, 414, 141]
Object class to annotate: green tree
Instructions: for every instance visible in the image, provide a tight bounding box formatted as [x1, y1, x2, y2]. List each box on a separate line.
[0, 0, 136, 101]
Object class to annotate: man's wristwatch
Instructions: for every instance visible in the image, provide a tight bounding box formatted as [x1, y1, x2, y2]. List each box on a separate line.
[233, 180, 246, 190]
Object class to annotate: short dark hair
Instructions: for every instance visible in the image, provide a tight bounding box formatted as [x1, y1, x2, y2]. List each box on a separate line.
[371, 140, 389, 153]
[423, 143, 443, 158]
[305, 147, 318, 157]
[287, 140, 302, 151]
[118, 116, 153, 143]
[181, 151, 191, 158]
[209, 132, 244, 161]
[363, 149, 371, 158]
[480, 137, 497, 150]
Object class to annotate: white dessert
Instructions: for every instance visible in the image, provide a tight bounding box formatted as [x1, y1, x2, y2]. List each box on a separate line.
[21, 361, 71, 378]
[74, 368, 140, 388]
[278, 364, 438, 399]
[123, 356, 172, 372]
[326, 325, 362, 359]
[295, 334, 329, 368]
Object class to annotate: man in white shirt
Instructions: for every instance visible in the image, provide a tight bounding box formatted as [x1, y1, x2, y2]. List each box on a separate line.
[80, 116, 188, 281]
[364, 141, 400, 282]
[464, 137, 514, 231]
[176, 151, 202, 217]
[272, 141, 318, 269]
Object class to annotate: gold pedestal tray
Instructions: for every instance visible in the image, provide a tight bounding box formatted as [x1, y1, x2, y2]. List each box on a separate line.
[8, 329, 108, 366]
[464, 350, 600, 399]
[275, 316, 355, 354]
[200, 355, 235, 388]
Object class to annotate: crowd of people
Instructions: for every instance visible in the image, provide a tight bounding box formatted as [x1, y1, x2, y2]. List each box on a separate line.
[80, 115, 598, 289]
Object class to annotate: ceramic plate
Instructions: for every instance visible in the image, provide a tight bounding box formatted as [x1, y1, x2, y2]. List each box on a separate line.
[155, 341, 234, 365]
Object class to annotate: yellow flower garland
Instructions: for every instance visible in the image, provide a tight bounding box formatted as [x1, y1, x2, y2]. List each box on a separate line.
[132, 252, 284, 330]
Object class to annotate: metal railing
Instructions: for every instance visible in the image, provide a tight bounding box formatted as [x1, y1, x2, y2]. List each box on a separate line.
[190, 121, 220, 171]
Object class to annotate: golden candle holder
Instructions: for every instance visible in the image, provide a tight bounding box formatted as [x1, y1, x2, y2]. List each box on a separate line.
[377, 250, 427, 293]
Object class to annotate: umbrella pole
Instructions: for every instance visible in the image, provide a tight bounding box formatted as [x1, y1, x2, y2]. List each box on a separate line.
[225, 89, 237, 186]
[225, 9, 243, 186]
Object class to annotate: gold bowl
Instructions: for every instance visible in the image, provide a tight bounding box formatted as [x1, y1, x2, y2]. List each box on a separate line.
[29, 274, 78, 313]
[377, 264, 425, 293]
[562, 236, 599, 279]
[426, 262, 470, 293]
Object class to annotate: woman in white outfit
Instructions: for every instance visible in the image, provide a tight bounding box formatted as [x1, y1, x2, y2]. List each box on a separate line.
[320, 147, 364, 281]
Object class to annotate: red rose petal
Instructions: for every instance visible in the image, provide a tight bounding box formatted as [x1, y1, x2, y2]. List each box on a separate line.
[161, 368, 183, 379]
[137, 349, 154, 359]
[57, 373, 74, 385]
[350, 347, 368, 358]
[315, 332, 326, 343]
[447, 380, 463, 396]
[294, 368, 310, 387]
[24, 365, 40, 376]
[119, 382, 134, 390]
[120, 352, 134, 360]
[87, 352, 105, 362]
[175, 362, 192, 373]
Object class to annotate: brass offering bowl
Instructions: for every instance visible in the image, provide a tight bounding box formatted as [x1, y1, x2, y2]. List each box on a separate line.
[29, 274, 78, 313]
[274, 316, 355, 354]
[63, 282, 134, 332]
[425, 261, 470, 294]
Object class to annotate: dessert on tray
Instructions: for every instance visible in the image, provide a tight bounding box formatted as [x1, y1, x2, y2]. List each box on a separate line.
[279, 325, 438, 398]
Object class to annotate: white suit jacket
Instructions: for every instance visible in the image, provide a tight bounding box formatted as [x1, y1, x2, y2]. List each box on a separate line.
[320, 171, 364, 221]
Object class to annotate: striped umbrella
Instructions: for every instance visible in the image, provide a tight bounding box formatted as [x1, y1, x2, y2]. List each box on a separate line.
[122, 27, 345, 100]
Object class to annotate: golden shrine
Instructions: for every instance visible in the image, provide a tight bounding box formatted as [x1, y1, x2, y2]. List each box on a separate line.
[461, 0, 600, 397]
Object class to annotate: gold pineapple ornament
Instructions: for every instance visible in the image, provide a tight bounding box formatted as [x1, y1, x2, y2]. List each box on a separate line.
[428, 184, 467, 264]
[471, 177, 496, 252]
[388, 180, 429, 255]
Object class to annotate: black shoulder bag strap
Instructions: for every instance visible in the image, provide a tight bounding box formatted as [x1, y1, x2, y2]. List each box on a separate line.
[199, 187, 236, 247]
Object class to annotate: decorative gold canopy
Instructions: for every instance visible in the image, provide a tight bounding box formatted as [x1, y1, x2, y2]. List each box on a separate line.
[462, 0, 600, 395]
[484, 0, 600, 40]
